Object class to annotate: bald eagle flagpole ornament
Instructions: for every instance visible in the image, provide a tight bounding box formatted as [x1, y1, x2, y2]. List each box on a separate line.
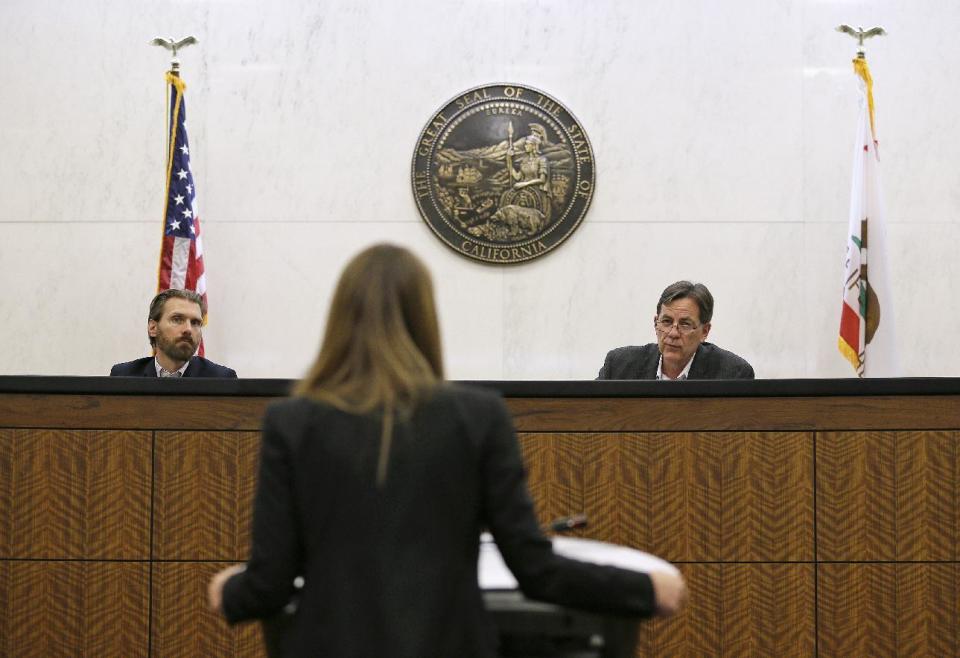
[149, 36, 211, 356]
[836, 25, 899, 376]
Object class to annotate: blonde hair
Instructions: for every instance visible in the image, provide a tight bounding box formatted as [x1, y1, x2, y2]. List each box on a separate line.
[293, 244, 444, 484]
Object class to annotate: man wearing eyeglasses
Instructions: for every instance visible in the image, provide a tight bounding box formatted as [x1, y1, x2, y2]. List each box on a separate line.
[596, 281, 754, 380]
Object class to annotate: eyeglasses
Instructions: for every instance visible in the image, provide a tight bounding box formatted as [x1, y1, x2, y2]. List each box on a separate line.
[655, 318, 700, 335]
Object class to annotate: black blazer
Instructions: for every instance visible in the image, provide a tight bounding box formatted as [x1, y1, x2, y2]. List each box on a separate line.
[597, 342, 754, 380]
[109, 355, 237, 378]
[222, 385, 655, 658]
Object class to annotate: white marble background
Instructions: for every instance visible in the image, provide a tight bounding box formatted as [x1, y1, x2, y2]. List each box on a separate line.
[1, 0, 957, 379]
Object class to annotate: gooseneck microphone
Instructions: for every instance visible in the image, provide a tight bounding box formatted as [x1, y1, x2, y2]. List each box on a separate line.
[547, 514, 588, 534]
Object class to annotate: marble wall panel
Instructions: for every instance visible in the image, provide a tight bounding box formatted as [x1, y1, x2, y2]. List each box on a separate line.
[5, 217, 954, 378]
[517, 0, 806, 225]
[0, 222, 158, 376]
[798, 220, 852, 378]
[200, 0, 513, 223]
[1, 0, 959, 378]
[0, 1, 209, 224]
[804, 0, 960, 223]
[501, 221, 807, 380]
[803, 0, 960, 226]
[177, 219, 507, 379]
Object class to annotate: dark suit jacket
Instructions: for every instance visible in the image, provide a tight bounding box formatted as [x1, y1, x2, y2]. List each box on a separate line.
[597, 342, 754, 380]
[222, 385, 655, 658]
[109, 355, 237, 378]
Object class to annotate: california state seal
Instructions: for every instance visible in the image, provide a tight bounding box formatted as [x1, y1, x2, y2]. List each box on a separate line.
[412, 84, 595, 264]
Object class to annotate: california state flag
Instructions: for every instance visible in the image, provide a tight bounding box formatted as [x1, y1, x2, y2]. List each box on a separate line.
[838, 56, 899, 377]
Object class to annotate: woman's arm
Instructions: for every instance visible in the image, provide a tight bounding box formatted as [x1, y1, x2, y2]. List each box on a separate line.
[211, 407, 304, 623]
[479, 396, 682, 617]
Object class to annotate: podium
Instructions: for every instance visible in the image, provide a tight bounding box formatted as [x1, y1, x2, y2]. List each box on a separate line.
[483, 590, 637, 658]
[480, 536, 675, 658]
[263, 536, 672, 658]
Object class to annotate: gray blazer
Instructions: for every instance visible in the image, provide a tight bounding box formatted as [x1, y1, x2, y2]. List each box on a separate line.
[597, 342, 754, 380]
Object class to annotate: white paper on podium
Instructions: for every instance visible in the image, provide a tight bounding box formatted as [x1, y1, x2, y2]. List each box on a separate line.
[478, 533, 679, 590]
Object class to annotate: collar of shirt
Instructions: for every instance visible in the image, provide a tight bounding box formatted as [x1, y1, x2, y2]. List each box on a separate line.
[656, 353, 695, 380]
[154, 357, 190, 378]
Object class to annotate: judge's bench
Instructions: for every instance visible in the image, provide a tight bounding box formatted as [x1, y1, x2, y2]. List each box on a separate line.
[1, 376, 959, 657]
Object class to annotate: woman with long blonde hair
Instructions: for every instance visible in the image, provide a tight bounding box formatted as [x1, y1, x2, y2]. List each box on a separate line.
[208, 244, 684, 657]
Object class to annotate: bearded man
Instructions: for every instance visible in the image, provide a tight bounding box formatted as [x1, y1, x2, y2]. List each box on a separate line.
[110, 289, 236, 378]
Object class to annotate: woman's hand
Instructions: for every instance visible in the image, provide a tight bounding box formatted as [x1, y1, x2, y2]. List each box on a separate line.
[648, 570, 688, 616]
[207, 564, 246, 614]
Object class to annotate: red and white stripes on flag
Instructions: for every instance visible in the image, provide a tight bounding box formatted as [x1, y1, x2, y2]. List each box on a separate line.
[838, 57, 898, 377]
[157, 71, 207, 354]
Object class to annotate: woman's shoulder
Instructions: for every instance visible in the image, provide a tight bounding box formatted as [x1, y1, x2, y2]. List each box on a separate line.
[420, 385, 514, 449]
[434, 381, 501, 400]
[263, 386, 509, 425]
[263, 395, 337, 426]
[427, 383, 508, 416]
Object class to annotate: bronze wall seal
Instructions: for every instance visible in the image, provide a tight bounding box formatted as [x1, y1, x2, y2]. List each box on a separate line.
[412, 84, 595, 264]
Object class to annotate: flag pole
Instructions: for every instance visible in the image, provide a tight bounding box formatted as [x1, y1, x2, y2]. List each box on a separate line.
[148, 36, 210, 356]
[835, 24, 898, 377]
[149, 36, 198, 294]
[149, 36, 197, 150]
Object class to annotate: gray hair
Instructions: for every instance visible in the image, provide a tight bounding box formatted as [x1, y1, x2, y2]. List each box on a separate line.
[656, 281, 714, 324]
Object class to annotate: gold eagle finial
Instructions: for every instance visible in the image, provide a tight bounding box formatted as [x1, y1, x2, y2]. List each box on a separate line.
[149, 36, 198, 72]
[836, 25, 886, 57]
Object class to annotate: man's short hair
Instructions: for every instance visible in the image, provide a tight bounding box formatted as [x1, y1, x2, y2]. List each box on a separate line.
[148, 289, 205, 346]
[657, 281, 714, 325]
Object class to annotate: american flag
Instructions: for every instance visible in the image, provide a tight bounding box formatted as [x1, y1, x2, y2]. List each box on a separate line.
[158, 71, 207, 354]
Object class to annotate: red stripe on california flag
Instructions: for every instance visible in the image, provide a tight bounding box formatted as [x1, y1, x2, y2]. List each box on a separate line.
[839, 302, 860, 353]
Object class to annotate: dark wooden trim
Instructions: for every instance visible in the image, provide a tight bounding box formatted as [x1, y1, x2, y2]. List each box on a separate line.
[2, 375, 960, 398]
[3, 391, 959, 432]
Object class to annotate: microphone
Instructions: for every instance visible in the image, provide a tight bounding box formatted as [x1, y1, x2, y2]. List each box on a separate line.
[478, 513, 588, 545]
[547, 514, 588, 534]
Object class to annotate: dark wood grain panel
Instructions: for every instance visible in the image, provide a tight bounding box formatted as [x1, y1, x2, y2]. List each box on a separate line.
[637, 564, 721, 657]
[579, 432, 654, 550]
[0, 561, 148, 658]
[817, 431, 897, 561]
[0, 560, 7, 657]
[154, 431, 260, 560]
[0, 432, 10, 557]
[896, 563, 959, 657]
[819, 564, 959, 657]
[517, 434, 585, 531]
[720, 433, 813, 561]
[579, 433, 812, 561]
[719, 564, 815, 657]
[896, 431, 959, 560]
[0, 393, 272, 430]
[0, 429, 151, 558]
[637, 563, 814, 657]
[818, 431, 960, 561]
[152, 562, 265, 658]
[0, 387, 957, 657]
[506, 395, 960, 432]
[5, 392, 960, 433]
